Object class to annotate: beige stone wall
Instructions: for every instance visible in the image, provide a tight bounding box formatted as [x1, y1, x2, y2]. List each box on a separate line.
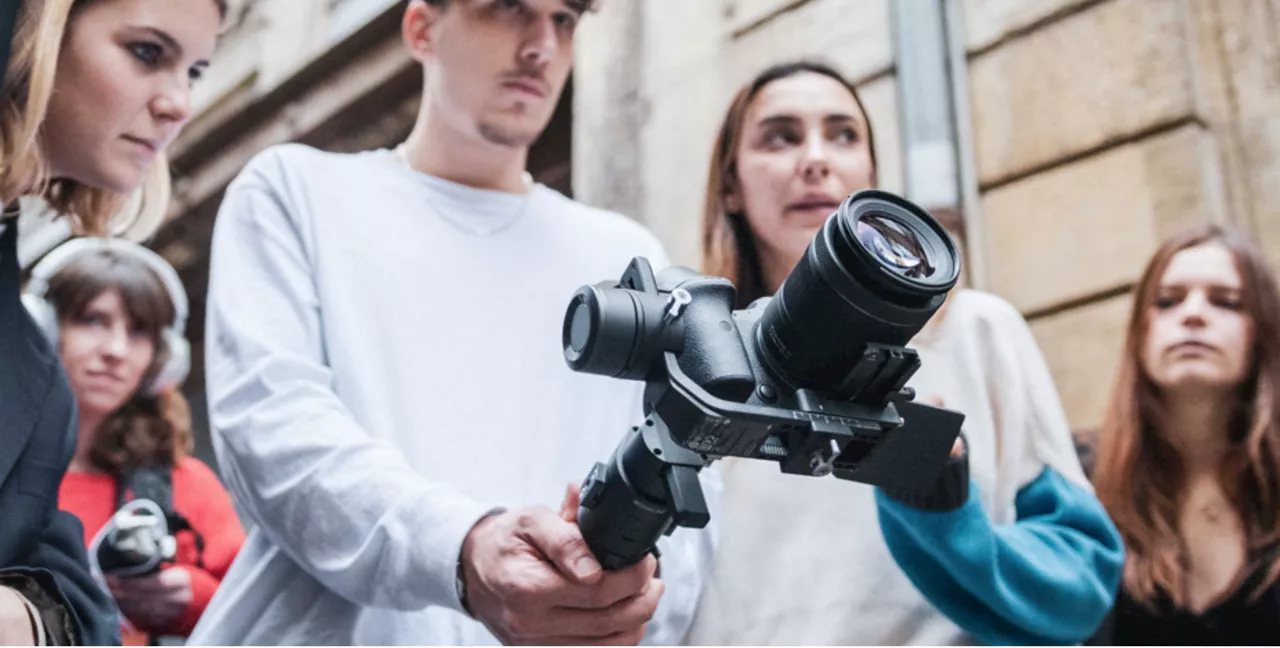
[982, 124, 1225, 316]
[968, 0, 1278, 430]
[575, 0, 1280, 431]
[1185, 0, 1280, 267]
[967, 0, 1198, 187]
[1029, 294, 1132, 432]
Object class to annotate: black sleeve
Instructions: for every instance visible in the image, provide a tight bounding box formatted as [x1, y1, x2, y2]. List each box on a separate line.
[880, 432, 971, 512]
[1, 511, 122, 646]
[1084, 603, 1116, 645]
[1, 380, 122, 646]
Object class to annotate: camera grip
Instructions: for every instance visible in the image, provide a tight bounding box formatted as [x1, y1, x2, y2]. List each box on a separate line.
[576, 457, 670, 571]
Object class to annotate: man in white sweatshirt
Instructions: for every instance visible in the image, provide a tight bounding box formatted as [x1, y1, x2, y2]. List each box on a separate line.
[188, 0, 717, 644]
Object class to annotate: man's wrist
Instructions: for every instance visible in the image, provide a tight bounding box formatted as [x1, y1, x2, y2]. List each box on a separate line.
[456, 508, 505, 618]
[454, 559, 473, 619]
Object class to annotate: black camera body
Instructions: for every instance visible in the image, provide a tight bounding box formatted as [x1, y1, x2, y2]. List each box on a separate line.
[94, 469, 201, 579]
[96, 503, 178, 578]
[563, 190, 968, 570]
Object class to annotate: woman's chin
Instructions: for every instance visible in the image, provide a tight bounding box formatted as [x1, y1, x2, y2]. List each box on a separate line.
[78, 392, 131, 420]
[789, 206, 838, 227]
[104, 170, 146, 196]
[80, 161, 147, 196]
[1158, 369, 1243, 395]
[785, 222, 824, 248]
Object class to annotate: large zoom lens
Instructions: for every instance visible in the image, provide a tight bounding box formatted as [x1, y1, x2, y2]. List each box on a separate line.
[757, 190, 959, 396]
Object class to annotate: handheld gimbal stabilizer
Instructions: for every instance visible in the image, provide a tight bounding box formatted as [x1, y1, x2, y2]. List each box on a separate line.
[561, 190, 968, 570]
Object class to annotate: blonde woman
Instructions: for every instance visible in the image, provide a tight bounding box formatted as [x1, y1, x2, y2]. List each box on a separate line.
[0, 1, 223, 644]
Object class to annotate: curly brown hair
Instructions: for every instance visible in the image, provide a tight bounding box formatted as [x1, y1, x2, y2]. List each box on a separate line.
[45, 248, 192, 475]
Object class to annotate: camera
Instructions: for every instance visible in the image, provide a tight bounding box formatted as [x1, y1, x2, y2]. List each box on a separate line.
[90, 469, 202, 579]
[562, 190, 967, 570]
[94, 501, 178, 578]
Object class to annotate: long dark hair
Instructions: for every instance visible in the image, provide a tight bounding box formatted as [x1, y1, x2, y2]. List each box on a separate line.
[1093, 224, 1280, 607]
[700, 60, 877, 307]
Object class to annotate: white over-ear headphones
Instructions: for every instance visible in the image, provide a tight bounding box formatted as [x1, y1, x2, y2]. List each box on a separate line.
[22, 237, 190, 397]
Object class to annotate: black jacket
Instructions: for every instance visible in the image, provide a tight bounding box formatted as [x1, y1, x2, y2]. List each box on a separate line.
[0, 220, 122, 645]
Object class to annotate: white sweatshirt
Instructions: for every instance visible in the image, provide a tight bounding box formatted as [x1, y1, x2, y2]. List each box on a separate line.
[687, 289, 1101, 645]
[188, 145, 718, 645]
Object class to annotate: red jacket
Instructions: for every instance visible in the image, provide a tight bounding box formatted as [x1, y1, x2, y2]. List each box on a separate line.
[59, 457, 246, 638]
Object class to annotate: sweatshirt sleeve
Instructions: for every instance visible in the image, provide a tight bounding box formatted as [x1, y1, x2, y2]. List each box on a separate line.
[876, 469, 1123, 645]
[165, 458, 247, 636]
[203, 148, 493, 613]
[875, 293, 1124, 645]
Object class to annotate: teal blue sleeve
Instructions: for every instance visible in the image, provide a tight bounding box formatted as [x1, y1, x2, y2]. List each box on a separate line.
[875, 467, 1124, 645]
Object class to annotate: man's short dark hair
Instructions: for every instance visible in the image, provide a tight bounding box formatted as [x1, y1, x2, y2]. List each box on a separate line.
[422, 0, 600, 12]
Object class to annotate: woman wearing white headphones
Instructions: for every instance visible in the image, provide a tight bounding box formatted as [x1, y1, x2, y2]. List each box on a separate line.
[24, 239, 244, 644]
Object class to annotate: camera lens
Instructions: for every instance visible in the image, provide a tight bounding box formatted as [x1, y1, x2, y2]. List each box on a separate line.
[563, 284, 663, 380]
[567, 299, 592, 354]
[756, 190, 959, 397]
[856, 212, 933, 279]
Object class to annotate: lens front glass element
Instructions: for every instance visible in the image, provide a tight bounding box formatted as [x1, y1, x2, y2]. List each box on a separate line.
[855, 212, 934, 279]
[568, 299, 591, 353]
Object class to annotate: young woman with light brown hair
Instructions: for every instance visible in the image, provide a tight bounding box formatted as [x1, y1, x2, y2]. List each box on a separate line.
[1090, 224, 1280, 644]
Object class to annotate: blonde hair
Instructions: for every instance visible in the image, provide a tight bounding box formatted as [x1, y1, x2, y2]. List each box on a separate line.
[1, 0, 176, 239]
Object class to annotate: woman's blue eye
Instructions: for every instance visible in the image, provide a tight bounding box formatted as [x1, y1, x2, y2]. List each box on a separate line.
[128, 42, 164, 66]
